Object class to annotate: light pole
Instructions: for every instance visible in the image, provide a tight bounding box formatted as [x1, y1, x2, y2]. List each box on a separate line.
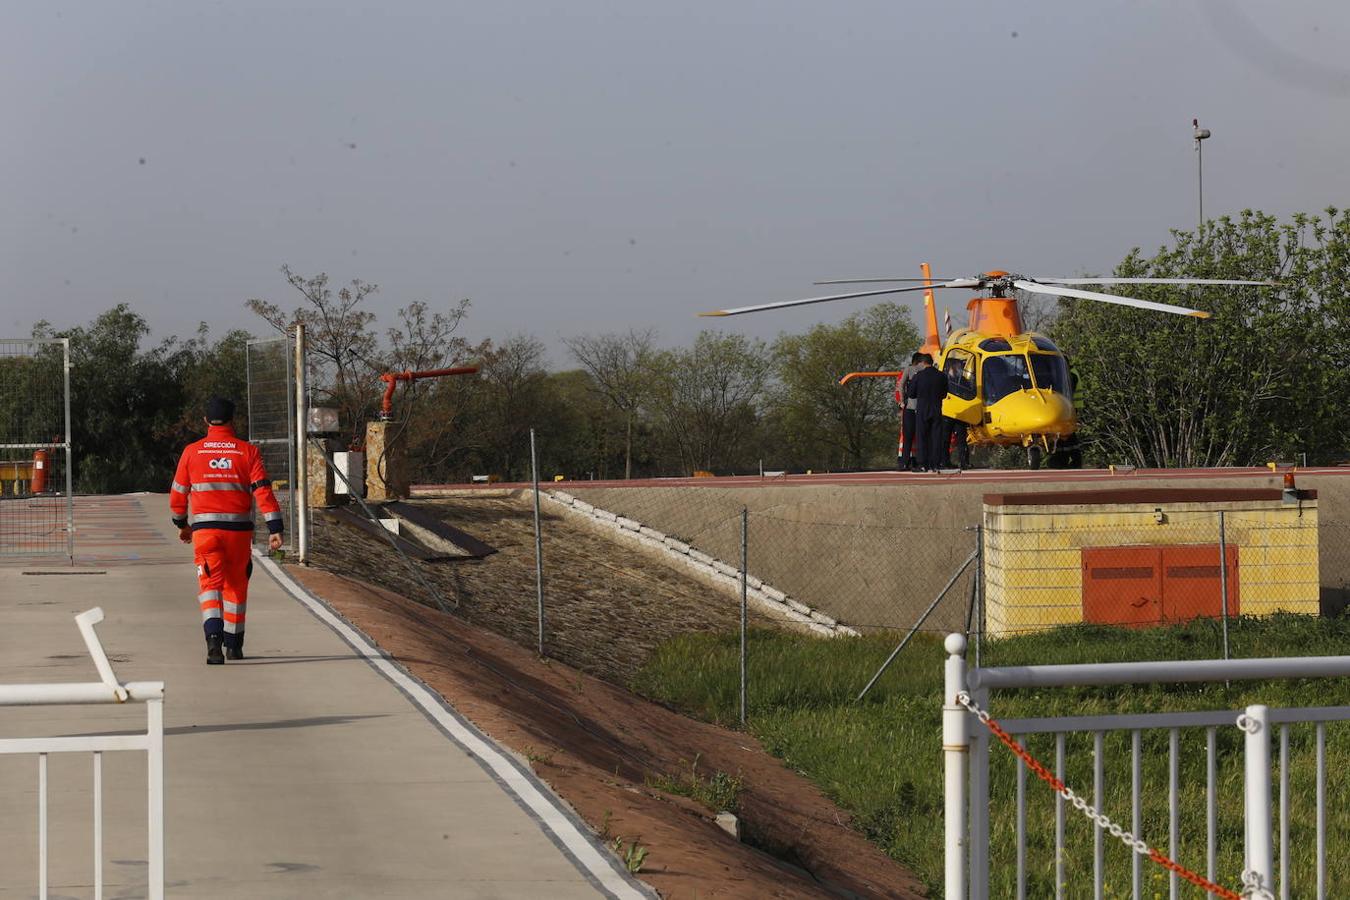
[1193, 118, 1211, 231]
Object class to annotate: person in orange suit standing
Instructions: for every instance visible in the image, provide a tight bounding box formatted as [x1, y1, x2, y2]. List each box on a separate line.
[170, 397, 284, 665]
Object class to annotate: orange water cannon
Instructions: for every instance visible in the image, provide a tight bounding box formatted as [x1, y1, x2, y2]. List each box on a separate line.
[378, 365, 480, 420]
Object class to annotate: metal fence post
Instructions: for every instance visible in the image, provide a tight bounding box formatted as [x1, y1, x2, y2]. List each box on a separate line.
[1219, 510, 1230, 661]
[974, 523, 984, 668]
[1241, 704, 1274, 896]
[740, 507, 748, 727]
[294, 324, 309, 563]
[944, 633, 970, 899]
[147, 696, 165, 900]
[62, 338, 74, 562]
[531, 428, 545, 657]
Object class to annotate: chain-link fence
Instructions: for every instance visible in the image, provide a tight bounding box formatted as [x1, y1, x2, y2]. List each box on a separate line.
[979, 500, 1345, 666]
[246, 336, 297, 552]
[0, 339, 73, 560]
[300, 443, 1350, 701]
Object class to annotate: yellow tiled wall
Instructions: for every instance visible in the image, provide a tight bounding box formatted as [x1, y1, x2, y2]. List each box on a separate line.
[983, 500, 1319, 637]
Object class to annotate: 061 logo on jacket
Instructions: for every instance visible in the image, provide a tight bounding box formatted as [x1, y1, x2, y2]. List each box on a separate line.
[208, 457, 234, 470]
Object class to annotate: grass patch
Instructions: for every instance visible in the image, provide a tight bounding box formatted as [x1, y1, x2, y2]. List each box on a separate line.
[632, 615, 1350, 896]
[647, 753, 744, 813]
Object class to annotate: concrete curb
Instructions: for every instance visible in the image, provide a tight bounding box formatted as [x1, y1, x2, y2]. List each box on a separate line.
[254, 550, 657, 900]
[539, 491, 857, 638]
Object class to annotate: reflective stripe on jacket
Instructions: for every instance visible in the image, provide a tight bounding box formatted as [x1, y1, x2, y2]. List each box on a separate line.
[169, 424, 284, 534]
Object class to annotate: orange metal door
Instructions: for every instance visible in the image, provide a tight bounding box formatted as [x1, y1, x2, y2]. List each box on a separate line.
[1161, 545, 1240, 622]
[1082, 547, 1162, 627]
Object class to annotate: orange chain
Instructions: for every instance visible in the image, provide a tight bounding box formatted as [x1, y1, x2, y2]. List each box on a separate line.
[956, 692, 1245, 900]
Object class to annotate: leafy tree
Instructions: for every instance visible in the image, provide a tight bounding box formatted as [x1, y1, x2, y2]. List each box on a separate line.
[32, 305, 188, 492]
[563, 329, 656, 479]
[771, 303, 919, 470]
[1052, 209, 1348, 467]
[646, 332, 771, 474]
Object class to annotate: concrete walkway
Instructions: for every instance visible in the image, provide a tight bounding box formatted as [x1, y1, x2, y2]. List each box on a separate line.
[1, 495, 639, 899]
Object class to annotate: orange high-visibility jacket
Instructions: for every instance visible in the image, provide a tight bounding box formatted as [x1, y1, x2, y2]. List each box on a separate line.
[169, 424, 284, 534]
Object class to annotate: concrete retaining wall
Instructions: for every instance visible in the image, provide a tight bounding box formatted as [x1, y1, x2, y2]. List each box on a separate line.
[544, 491, 859, 637]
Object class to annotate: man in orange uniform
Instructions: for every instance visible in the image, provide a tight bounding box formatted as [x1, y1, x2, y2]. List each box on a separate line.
[170, 397, 284, 665]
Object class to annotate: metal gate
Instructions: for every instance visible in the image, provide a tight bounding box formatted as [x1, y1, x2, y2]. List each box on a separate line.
[0, 339, 74, 561]
[245, 336, 296, 552]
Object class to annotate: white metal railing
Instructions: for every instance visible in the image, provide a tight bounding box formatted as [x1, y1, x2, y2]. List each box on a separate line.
[943, 633, 1349, 900]
[1, 608, 164, 900]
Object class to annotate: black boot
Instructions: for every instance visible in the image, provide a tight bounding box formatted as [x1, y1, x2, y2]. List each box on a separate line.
[206, 634, 225, 665]
[225, 635, 244, 661]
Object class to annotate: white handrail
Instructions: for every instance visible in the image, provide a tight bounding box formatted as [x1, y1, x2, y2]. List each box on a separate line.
[969, 654, 1350, 691]
[0, 681, 165, 706]
[74, 608, 128, 701]
[3, 608, 165, 900]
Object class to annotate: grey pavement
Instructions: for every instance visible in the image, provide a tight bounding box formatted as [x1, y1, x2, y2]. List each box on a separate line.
[1, 495, 624, 899]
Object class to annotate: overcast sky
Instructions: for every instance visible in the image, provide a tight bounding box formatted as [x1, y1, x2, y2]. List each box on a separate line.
[3, 1, 1347, 364]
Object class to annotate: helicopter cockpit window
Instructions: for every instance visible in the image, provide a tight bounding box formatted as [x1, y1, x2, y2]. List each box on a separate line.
[979, 338, 1012, 352]
[943, 349, 977, 400]
[1032, 336, 1059, 352]
[1029, 353, 1072, 397]
[982, 354, 1032, 404]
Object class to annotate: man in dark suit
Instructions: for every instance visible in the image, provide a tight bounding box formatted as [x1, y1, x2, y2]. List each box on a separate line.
[905, 353, 949, 472]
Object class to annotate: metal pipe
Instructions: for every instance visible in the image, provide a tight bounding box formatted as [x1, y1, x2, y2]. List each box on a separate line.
[1207, 726, 1218, 884]
[75, 608, 127, 702]
[1219, 511, 1230, 661]
[39, 752, 47, 900]
[1016, 756, 1026, 900]
[379, 365, 479, 418]
[94, 751, 102, 900]
[971, 654, 1350, 691]
[1132, 730, 1142, 900]
[943, 634, 969, 900]
[1242, 705, 1274, 895]
[739, 507, 748, 727]
[62, 337, 73, 563]
[0, 682, 165, 706]
[1316, 723, 1325, 898]
[971, 694, 991, 900]
[1055, 733, 1065, 900]
[294, 323, 309, 563]
[147, 697, 165, 900]
[858, 548, 977, 701]
[975, 526, 984, 668]
[531, 429, 545, 657]
[1094, 731, 1104, 900]
[1280, 725, 1289, 900]
[1170, 728, 1180, 900]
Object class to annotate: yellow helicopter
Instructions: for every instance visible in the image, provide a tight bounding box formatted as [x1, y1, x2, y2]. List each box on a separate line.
[701, 265, 1274, 468]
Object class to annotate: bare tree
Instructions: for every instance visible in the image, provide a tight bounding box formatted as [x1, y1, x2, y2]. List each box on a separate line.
[247, 265, 381, 443]
[247, 266, 472, 446]
[563, 328, 656, 479]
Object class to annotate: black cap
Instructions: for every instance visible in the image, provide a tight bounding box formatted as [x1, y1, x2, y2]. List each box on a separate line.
[205, 396, 236, 424]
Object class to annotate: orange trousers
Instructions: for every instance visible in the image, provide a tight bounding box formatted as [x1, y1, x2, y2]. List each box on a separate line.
[192, 530, 253, 638]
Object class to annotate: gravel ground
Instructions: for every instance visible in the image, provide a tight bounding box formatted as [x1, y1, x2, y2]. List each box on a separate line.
[309, 494, 777, 683]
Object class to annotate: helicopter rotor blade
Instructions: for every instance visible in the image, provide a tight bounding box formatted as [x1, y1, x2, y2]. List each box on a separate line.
[1013, 280, 1212, 318]
[814, 277, 955, 285]
[1034, 277, 1278, 287]
[699, 283, 957, 318]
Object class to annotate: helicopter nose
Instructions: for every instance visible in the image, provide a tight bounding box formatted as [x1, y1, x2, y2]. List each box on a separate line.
[988, 389, 1076, 435]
